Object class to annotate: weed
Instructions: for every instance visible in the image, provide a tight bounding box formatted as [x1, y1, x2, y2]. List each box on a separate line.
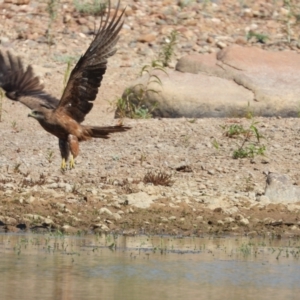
[62, 59, 73, 93]
[222, 120, 266, 159]
[74, 0, 107, 16]
[233, 144, 266, 159]
[46, 150, 55, 164]
[143, 170, 174, 186]
[239, 243, 251, 256]
[247, 31, 269, 43]
[11, 121, 19, 132]
[245, 101, 254, 119]
[139, 152, 147, 166]
[13, 163, 21, 174]
[114, 28, 178, 119]
[222, 124, 246, 138]
[212, 139, 219, 150]
[115, 61, 166, 119]
[178, 0, 195, 8]
[158, 30, 178, 67]
[179, 135, 191, 148]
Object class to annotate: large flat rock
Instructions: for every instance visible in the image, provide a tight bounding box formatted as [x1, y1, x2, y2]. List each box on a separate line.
[125, 70, 253, 118]
[125, 45, 300, 118]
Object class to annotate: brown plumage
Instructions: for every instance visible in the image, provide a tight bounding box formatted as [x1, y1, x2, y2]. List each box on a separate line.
[0, 0, 130, 170]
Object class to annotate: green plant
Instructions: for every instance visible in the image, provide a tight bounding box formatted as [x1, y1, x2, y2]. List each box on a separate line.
[180, 135, 191, 148]
[46, 150, 55, 163]
[222, 120, 266, 159]
[245, 101, 254, 119]
[158, 30, 178, 67]
[46, 0, 59, 45]
[212, 139, 219, 150]
[178, 0, 195, 8]
[115, 61, 166, 119]
[73, 0, 107, 16]
[239, 243, 251, 257]
[62, 59, 73, 93]
[246, 31, 269, 43]
[11, 120, 19, 132]
[222, 124, 247, 138]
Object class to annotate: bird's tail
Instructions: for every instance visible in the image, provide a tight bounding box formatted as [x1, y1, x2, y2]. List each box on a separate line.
[85, 125, 130, 139]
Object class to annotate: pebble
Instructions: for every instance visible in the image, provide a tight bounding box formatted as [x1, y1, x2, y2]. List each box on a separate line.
[112, 213, 122, 221]
[25, 196, 35, 204]
[224, 217, 235, 224]
[239, 218, 250, 226]
[99, 207, 113, 216]
[44, 218, 53, 225]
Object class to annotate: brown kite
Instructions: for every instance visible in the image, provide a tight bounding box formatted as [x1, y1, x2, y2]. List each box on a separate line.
[0, 0, 130, 170]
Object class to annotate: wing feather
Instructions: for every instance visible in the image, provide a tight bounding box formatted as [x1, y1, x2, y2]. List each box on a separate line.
[0, 50, 59, 110]
[56, 0, 125, 123]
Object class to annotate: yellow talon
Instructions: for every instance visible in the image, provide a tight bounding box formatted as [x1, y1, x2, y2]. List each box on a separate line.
[61, 158, 67, 170]
[69, 155, 75, 169]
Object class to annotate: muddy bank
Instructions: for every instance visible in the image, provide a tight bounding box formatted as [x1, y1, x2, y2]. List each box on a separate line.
[1, 117, 300, 237]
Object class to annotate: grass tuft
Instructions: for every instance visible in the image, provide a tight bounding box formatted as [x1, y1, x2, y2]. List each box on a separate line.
[143, 170, 174, 186]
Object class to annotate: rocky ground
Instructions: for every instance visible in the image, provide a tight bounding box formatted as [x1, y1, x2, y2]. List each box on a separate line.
[0, 0, 300, 237]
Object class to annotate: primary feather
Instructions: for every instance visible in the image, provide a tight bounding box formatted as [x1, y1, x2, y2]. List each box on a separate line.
[57, 0, 126, 123]
[0, 50, 59, 109]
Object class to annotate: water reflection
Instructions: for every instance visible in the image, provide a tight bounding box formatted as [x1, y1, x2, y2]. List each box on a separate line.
[0, 234, 299, 300]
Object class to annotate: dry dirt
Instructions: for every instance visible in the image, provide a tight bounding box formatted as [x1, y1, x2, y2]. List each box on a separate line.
[0, 0, 300, 237]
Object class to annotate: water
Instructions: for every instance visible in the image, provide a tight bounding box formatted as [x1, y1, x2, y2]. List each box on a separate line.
[0, 234, 299, 300]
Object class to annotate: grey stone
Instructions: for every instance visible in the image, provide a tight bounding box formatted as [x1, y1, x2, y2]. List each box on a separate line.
[124, 69, 253, 118]
[239, 218, 250, 226]
[265, 173, 300, 203]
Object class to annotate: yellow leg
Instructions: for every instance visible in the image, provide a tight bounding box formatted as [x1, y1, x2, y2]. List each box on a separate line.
[61, 158, 67, 170]
[69, 155, 75, 169]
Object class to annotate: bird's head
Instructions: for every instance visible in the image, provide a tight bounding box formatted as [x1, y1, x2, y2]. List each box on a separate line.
[28, 110, 45, 120]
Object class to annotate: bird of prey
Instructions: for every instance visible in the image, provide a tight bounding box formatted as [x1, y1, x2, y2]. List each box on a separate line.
[0, 0, 130, 170]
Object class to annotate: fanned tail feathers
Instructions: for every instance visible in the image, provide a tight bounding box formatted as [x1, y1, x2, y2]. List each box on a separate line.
[86, 125, 130, 138]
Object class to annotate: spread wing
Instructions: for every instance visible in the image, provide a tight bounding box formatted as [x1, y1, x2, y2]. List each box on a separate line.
[0, 50, 59, 110]
[55, 0, 125, 123]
